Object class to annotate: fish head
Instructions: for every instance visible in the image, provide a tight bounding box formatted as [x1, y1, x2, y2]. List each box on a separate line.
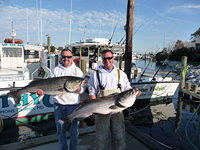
[117, 89, 137, 108]
[64, 76, 89, 92]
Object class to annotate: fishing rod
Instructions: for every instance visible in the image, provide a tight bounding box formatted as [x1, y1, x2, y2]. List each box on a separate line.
[151, 68, 160, 81]
[118, 34, 125, 45]
[137, 58, 153, 82]
[109, 19, 119, 44]
[1, 114, 47, 134]
[10, 94, 42, 118]
[162, 71, 172, 81]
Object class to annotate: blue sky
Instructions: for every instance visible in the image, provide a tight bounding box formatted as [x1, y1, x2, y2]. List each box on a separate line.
[0, 0, 199, 53]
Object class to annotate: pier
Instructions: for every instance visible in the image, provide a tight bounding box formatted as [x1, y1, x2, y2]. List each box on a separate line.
[179, 56, 200, 102]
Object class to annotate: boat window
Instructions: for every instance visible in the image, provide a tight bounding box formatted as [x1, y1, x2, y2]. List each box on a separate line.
[24, 50, 39, 59]
[2, 47, 22, 57]
[72, 47, 88, 56]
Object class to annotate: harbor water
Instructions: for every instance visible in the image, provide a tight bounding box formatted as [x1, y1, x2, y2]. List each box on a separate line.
[131, 59, 200, 150]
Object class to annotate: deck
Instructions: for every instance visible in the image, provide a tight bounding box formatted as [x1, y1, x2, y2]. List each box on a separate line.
[0, 121, 171, 150]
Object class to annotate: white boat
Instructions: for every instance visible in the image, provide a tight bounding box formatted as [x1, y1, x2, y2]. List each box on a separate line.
[131, 77, 179, 101]
[68, 37, 125, 73]
[69, 38, 180, 101]
[0, 27, 53, 128]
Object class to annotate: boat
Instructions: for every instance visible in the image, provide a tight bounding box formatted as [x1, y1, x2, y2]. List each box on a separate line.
[69, 38, 180, 101]
[68, 37, 125, 74]
[131, 76, 179, 101]
[131, 63, 180, 101]
[0, 23, 53, 130]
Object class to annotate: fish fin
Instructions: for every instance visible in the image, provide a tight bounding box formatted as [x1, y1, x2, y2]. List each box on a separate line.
[7, 90, 21, 105]
[115, 100, 126, 108]
[109, 105, 118, 110]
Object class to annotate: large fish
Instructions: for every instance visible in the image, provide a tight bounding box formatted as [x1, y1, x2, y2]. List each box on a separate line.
[7, 76, 89, 104]
[64, 88, 141, 123]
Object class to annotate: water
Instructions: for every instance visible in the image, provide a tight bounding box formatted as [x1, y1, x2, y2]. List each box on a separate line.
[130, 59, 200, 150]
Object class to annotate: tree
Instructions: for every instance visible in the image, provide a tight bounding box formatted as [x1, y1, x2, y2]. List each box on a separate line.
[174, 40, 184, 50]
[191, 28, 200, 42]
[50, 46, 56, 53]
[57, 46, 63, 51]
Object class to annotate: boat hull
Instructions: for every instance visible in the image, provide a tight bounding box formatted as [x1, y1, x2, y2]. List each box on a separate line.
[131, 81, 179, 101]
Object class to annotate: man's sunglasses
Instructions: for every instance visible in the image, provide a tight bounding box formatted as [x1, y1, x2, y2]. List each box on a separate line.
[102, 56, 113, 61]
[61, 55, 72, 59]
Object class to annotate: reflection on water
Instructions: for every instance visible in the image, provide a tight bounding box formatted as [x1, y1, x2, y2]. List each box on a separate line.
[130, 90, 200, 150]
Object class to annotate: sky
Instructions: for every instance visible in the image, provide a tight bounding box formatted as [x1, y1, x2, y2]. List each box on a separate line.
[0, 0, 199, 54]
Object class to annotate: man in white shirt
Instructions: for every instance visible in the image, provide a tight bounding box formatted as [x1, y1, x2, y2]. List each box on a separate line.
[37, 49, 84, 150]
[88, 50, 140, 150]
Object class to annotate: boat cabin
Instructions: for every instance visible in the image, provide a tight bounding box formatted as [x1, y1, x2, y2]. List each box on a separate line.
[68, 38, 124, 71]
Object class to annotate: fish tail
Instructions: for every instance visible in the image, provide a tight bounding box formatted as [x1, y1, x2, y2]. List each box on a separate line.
[7, 90, 22, 105]
[63, 116, 72, 130]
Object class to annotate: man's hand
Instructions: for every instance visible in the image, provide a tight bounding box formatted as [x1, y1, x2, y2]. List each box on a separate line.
[36, 89, 44, 96]
[134, 88, 141, 97]
[90, 95, 96, 99]
[75, 87, 82, 93]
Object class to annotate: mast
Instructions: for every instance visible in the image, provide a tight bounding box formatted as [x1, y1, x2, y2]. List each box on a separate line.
[124, 0, 135, 80]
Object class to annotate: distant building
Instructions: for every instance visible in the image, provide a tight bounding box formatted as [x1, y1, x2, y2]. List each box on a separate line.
[184, 38, 200, 50]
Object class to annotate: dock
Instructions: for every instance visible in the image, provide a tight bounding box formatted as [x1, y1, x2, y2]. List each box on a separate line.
[179, 56, 200, 102]
[0, 121, 172, 150]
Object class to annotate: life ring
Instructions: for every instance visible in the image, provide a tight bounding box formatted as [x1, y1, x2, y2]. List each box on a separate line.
[73, 58, 80, 66]
[0, 114, 3, 133]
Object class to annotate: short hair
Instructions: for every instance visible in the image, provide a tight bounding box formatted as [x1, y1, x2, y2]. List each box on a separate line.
[101, 49, 114, 55]
[61, 49, 72, 55]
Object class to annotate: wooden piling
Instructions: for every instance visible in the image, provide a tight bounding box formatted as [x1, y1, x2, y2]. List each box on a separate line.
[192, 84, 198, 93]
[55, 55, 58, 67]
[81, 60, 86, 76]
[185, 82, 191, 90]
[125, 0, 135, 81]
[180, 56, 187, 90]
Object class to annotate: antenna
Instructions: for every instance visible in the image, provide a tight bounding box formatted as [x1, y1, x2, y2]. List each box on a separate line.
[68, 0, 72, 44]
[99, 20, 102, 38]
[26, 9, 29, 44]
[109, 19, 119, 44]
[163, 33, 165, 49]
[40, 0, 43, 46]
[83, 25, 87, 41]
[11, 21, 16, 43]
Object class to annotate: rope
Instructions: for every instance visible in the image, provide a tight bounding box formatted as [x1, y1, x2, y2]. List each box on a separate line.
[185, 104, 200, 150]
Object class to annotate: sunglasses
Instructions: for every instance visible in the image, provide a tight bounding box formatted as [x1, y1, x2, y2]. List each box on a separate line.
[102, 56, 113, 61]
[61, 55, 72, 59]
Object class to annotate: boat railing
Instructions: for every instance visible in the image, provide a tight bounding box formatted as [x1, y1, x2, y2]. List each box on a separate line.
[31, 65, 51, 80]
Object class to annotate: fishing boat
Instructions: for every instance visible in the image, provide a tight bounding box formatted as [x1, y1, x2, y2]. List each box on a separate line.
[0, 24, 53, 130]
[68, 37, 125, 74]
[69, 38, 180, 101]
[131, 62, 180, 101]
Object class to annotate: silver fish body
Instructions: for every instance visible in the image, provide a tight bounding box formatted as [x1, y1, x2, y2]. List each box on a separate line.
[7, 76, 89, 104]
[65, 89, 138, 123]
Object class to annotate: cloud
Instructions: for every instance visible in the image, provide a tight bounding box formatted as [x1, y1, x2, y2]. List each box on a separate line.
[0, 5, 126, 42]
[166, 4, 200, 14]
